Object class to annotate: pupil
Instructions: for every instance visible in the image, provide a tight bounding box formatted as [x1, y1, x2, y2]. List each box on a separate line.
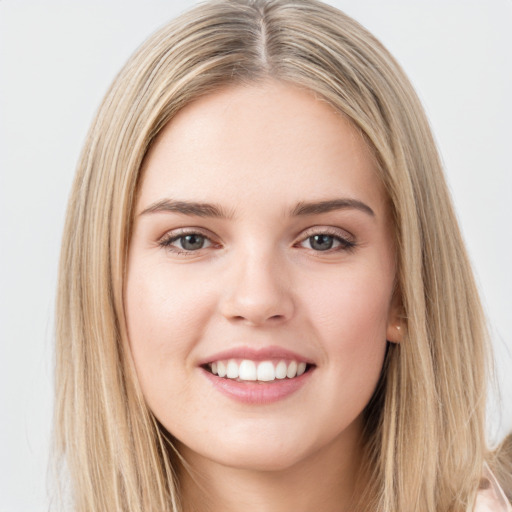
[310, 235, 333, 251]
[181, 234, 204, 250]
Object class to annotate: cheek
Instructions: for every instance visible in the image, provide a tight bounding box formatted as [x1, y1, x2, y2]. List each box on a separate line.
[302, 264, 392, 397]
[124, 263, 209, 431]
[305, 263, 393, 343]
[126, 261, 213, 347]
[124, 260, 216, 407]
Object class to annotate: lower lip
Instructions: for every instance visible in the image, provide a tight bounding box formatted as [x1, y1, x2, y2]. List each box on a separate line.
[201, 367, 313, 404]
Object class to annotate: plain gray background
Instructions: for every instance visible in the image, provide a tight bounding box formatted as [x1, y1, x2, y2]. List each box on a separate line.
[1, 1, 511, 510]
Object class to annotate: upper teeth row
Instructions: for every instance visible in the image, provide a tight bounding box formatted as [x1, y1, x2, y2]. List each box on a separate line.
[210, 360, 307, 382]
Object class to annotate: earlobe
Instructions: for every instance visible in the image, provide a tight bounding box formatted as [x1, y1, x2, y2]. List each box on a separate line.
[386, 290, 404, 344]
[386, 322, 403, 344]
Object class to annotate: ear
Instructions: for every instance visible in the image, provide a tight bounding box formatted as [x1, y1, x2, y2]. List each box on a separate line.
[386, 290, 404, 344]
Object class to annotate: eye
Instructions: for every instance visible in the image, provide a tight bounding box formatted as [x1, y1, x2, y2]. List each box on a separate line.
[307, 234, 336, 251]
[159, 231, 214, 253]
[298, 229, 356, 252]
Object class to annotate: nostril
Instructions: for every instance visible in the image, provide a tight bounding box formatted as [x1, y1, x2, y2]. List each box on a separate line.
[228, 312, 287, 326]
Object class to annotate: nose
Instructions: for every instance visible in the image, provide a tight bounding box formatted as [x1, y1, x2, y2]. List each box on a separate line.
[219, 250, 295, 327]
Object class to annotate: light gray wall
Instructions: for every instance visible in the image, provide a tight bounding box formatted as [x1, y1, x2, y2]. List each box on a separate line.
[0, 1, 510, 510]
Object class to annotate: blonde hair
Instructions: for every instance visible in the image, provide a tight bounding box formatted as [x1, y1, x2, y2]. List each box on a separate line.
[53, 0, 500, 510]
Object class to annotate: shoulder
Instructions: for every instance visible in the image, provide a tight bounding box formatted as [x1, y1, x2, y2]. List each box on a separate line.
[473, 464, 512, 512]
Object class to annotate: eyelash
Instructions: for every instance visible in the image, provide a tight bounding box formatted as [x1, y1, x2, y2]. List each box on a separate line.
[158, 227, 356, 255]
[296, 227, 356, 253]
[158, 229, 216, 255]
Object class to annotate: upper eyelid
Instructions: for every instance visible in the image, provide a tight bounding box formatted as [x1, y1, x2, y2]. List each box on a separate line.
[297, 225, 355, 242]
[159, 226, 216, 241]
[159, 225, 353, 238]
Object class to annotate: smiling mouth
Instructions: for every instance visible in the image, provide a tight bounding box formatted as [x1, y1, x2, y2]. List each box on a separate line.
[203, 359, 314, 382]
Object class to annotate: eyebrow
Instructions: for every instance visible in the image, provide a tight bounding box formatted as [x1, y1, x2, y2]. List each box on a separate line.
[139, 199, 233, 219]
[139, 197, 375, 219]
[291, 198, 375, 217]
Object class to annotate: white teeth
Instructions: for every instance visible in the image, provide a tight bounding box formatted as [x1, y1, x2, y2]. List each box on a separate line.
[226, 360, 239, 379]
[239, 360, 257, 381]
[217, 361, 226, 378]
[257, 361, 275, 381]
[208, 359, 309, 382]
[275, 361, 287, 379]
[286, 360, 298, 379]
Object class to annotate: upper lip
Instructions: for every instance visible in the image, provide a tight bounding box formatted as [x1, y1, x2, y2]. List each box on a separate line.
[198, 345, 315, 366]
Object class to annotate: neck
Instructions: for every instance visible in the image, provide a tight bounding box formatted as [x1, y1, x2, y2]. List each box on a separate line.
[176, 420, 364, 512]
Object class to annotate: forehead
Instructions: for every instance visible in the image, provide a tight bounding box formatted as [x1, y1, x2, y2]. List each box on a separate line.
[138, 81, 387, 218]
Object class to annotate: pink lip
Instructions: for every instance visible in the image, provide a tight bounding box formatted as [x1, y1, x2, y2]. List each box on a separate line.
[197, 345, 314, 366]
[197, 345, 316, 405]
[201, 366, 314, 404]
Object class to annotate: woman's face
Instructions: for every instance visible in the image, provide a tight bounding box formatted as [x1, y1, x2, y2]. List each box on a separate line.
[125, 81, 401, 472]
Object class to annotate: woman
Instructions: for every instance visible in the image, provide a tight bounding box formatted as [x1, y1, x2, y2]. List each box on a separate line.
[53, 0, 512, 510]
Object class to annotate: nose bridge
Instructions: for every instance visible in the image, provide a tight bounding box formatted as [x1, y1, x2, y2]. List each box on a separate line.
[220, 241, 294, 326]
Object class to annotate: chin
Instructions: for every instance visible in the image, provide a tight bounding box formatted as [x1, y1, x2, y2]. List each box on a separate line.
[171, 426, 310, 473]
[209, 444, 309, 473]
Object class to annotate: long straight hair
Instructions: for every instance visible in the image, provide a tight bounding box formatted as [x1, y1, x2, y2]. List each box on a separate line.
[54, 1, 496, 510]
